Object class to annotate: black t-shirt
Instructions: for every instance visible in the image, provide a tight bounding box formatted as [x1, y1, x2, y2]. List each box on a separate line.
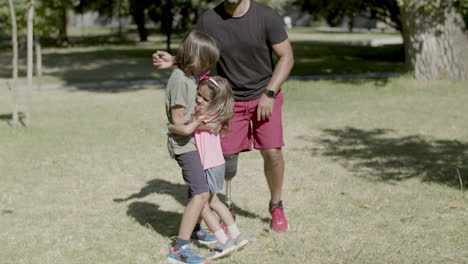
[196, 0, 288, 101]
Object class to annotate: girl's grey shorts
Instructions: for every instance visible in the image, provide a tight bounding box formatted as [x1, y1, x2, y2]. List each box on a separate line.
[206, 164, 225, 194]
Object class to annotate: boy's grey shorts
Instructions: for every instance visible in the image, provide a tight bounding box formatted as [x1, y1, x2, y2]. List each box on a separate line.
[206, 164, 225, 194]
[175, 151, 209, 196]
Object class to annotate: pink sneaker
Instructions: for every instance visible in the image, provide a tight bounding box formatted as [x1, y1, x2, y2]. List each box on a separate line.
[270, 203, 289, 232]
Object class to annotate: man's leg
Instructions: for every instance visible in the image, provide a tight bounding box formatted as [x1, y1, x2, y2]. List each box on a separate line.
[252, 92, 288, 232]
[261, 148, 288, 232]
[220, 100, 252, 210]
[259, 148, 284, 205]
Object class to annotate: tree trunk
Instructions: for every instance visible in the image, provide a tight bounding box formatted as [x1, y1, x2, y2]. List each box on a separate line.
[133, 12, 148, 41]
[35, 34, 42, 90]
[400, 1, 468, 80]
[117, 0, 122, 37]
[347, 15, 354, 33]
[129, 0, 148, 41]
[26, 0, 34, 127]
[162, 1, 174, 52]
[58, 8, 68, 45]
[8, 0, 19, 127]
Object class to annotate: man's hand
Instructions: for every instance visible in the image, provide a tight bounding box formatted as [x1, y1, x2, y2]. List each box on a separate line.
[257, 94, 275, 121]
[152, 51, 174, 69]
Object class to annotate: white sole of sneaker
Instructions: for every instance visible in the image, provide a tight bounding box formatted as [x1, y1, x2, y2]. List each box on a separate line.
[196, 240, 218, 246]
[167, 257, 207, 264]
[206, 247, 236, 260]
[235, 240, 249, 250]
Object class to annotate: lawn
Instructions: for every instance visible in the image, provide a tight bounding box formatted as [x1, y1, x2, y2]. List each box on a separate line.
[1, 77, 467, 264]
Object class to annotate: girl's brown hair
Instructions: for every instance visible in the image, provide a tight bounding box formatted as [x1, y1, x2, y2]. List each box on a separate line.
[175, 31, 219, 74]
[194, 76, 234, 133]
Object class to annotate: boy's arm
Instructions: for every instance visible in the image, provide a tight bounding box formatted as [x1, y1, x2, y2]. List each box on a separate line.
[152, 51, 174, 69]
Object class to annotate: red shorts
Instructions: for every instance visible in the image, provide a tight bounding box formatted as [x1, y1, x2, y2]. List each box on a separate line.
[221, 92, 284, 155]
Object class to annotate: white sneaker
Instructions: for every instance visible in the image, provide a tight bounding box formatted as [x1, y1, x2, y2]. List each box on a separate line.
[205, 239, 236, 260]
[233, 234, 249, 250]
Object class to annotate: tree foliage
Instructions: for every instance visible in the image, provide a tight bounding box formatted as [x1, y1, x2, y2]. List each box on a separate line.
[295, 0, 468, 30]
[295, 0, 468, 80]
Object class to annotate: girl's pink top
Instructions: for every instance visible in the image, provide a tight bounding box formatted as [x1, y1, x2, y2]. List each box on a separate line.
[193, 107, 225, 170]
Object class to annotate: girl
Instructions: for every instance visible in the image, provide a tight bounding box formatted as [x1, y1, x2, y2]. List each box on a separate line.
[169, 74, 249, 260]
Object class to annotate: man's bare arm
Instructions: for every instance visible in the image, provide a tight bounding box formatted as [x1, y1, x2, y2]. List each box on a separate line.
[257, 39, 294, 121]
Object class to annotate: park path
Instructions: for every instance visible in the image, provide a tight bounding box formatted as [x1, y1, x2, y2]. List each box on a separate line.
[293, 38, 402, 47]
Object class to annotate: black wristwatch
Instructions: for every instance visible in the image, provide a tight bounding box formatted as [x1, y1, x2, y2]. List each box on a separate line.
[264, 89, 276, 98]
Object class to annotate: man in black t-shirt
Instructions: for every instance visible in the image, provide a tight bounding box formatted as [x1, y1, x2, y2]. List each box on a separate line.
[153, 0, 294, 233]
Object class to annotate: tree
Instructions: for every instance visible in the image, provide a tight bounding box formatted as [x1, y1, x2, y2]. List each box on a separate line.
[25, 0, 34, 127]
[296, 0, 367, 31]
[296, 0, 401, 30]
[129, 0, 201, 50]
[398, 0, 468, 80]
[295, 0, 468, 81]
[129, 0, 152, 41]
[7, 0, 19, 127]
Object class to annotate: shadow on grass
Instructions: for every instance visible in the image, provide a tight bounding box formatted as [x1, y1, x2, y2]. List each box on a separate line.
[114, 179, 269, 234]
[0, 113, 26, 126]
[0, 47, 171, 93]
[67, 83, 159, 93]
[41, 34, 137, 48]
[300, 127, 468, 187]
[1, 40, 405, 92]
[290, 75, 394, 87]
[331, 76, 392, 87]
[290, 43, 405, 77]
[127, 201, 181, 238]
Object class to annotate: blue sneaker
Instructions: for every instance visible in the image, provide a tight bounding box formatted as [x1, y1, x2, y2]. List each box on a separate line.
[190, 228, 217, 245]
[167, 244, 207, 264]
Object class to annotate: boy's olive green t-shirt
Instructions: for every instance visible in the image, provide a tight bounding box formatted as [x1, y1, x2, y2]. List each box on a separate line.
[165, 68, 197, 157]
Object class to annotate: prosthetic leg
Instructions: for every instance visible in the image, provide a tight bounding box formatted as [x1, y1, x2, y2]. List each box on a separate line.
[224, 153, 239, 213]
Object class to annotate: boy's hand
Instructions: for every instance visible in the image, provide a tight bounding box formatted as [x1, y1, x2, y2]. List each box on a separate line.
[152, 51, 174, 69]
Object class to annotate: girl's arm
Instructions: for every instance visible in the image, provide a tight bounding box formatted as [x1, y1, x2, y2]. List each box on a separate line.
[169, 119, 219, 135]
[169, 119, 219, 136]
[170, 106, 219, 135]
[170, 106, 199, 136]
[169, 120, 202, 136]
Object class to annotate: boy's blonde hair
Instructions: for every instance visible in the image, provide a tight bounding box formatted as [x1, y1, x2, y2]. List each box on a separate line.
[175, 31, 219, 73]
[194, 76, 234, 133]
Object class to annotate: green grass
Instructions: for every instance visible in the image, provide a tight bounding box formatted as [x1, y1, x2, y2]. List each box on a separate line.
[1, 77, 467, 264]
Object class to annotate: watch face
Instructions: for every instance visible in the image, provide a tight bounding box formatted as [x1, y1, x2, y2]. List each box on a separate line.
[265, 90, 275, 97]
